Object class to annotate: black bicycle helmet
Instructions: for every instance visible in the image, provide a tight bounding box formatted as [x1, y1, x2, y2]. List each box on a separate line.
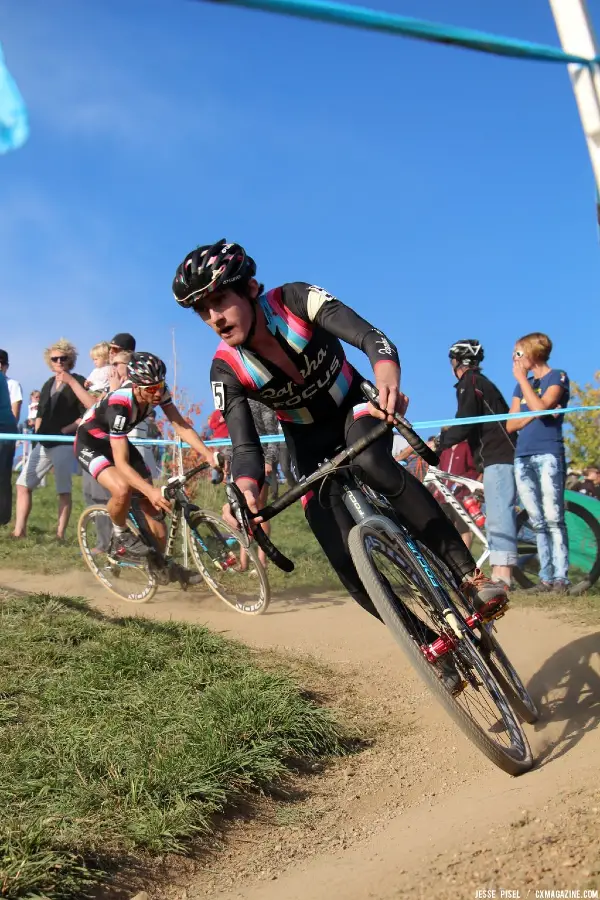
[127, 352, 167, 385]
[448, 339, 484, 367]
[172, 239, 257, 308]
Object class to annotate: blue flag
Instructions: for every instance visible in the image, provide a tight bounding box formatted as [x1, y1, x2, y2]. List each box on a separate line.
[0, 41, 29, 154]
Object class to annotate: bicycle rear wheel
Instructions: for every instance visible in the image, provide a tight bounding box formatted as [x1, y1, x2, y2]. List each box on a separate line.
[348, 520, 532, 775]
[78, 505, 157, 603]
[187, 510, 270, 615]
[514, 498, 600, 593]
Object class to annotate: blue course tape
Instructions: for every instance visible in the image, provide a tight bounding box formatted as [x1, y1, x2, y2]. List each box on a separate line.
[203, 0, 599, 66]
[4, 404, 599, 448]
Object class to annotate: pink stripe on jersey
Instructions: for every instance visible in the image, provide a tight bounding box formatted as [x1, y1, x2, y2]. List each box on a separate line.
[88, 427, 109, 439]
[108, 391, 132, 410]
[267, 288, 313, 341]
[89, 456, 111, 478]
[214, 343, 258, 391]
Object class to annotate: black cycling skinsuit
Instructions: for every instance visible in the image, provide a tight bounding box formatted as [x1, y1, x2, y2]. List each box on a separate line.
[75, 382, 173, 482]
[210, 283, 475, 617]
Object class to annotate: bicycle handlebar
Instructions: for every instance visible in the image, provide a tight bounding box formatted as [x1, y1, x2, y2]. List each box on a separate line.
[226, 380, 438, 572]
[359, 381, 439, 467]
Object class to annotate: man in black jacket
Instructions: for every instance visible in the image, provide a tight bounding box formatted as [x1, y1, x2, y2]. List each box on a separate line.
[438, 340, 517, 588]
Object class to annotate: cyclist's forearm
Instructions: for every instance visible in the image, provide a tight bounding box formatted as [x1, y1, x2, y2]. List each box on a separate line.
[315, 301, 399, 369]
[172, 421, 214, 463]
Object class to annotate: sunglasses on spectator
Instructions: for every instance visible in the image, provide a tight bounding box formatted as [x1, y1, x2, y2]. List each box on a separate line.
[140, 381, 165, 396]
[51, 355, 69, 363]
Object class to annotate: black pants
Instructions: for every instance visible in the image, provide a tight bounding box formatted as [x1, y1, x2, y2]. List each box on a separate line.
[288, 408, 476, 620]
[0, 429, 16, 526]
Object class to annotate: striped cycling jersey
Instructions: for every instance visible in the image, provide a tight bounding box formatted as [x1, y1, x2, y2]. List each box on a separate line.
[209, 282, 399, 483]
[77, 381, 173, 442]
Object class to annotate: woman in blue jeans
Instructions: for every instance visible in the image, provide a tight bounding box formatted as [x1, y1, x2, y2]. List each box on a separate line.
[507, 332, 570, 591]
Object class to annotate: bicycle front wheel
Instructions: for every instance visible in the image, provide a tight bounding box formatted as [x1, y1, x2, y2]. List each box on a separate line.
[78, 506, 157, 603]
[187, 510, 270, 615]
[348, 520, 532, 775]
[514, 498, 600, 593]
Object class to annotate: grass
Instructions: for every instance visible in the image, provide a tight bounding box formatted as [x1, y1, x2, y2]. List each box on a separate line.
[0, 473, 340, 590]
[0, 591, 348, 899]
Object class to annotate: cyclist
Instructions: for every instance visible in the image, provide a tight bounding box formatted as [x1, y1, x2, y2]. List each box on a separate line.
[75, 352, 219, 570]
[172, 240, 509, 629]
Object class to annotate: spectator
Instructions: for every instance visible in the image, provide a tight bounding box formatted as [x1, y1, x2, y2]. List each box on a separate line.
[0, 368, 18, 525]
[13, 339, 86, 541]
[85, 341, 111, 397]
[25, 389, 40, 428]
[277, 422, 296, 492]
[396, 436, 437, 483]
[433, 437, 481, 550]
[0, 348, 23, 423]
[438, 340, 517, 589]
[146, 410, 164, 477]
[507, 332, 570, 591]
[108, 332, 136, 361]
[575, 465, 600, 501]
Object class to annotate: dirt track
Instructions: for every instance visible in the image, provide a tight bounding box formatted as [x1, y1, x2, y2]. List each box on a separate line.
[3, 567, 600, 899]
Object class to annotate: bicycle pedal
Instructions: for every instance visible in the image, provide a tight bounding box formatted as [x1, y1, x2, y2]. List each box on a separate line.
[481, 603, 509, 624]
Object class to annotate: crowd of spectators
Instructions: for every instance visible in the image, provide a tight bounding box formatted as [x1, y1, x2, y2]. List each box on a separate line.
[0, 328, 598, 592]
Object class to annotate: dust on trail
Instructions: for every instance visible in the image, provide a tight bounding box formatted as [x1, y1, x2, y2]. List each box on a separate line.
[2, 566, 600, 900]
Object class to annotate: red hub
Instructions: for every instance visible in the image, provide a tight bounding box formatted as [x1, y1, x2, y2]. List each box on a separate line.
[421, 632, 459, 663]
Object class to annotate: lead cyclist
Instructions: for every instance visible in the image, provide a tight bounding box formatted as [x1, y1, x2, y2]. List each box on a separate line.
[172, 240, 509, 684]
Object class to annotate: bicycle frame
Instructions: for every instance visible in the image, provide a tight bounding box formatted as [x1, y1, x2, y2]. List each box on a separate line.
[422, 467, 490, 569]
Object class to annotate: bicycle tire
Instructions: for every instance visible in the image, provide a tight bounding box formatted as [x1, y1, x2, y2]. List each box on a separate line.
[187, 510, 270, 615]
[348, 521, 533, 775]
[514, 499, 600, 593]
[480, 633, 538, 724]
[77, 505, 157, 603]
[415, 545, 539, 726]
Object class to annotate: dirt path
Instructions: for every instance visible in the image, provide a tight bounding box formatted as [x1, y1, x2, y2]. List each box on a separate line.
[3, 567, 600, 899]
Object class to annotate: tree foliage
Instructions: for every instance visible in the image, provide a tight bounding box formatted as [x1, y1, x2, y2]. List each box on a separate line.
[565, 371, 600, 470]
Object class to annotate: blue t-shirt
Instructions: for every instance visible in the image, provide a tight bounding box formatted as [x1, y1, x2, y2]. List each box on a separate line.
[513, 368, 570, 458]
[0, 371, 17, 431]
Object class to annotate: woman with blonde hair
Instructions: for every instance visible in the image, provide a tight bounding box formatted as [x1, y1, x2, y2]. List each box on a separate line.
[507, 332, 570, 591]
[13, 339, 87, 540]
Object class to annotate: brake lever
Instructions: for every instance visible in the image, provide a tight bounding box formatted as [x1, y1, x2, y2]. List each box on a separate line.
[225, 483, 295, 573]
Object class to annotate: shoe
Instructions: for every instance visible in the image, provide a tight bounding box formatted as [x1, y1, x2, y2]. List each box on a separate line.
[552, 580, 570, 594]
[436, 657, 463, 694]
[535, 581, 554, 594]
[460, 568, 509, 618]
[115, 531, 150, 559]
[168, 561, 203, 586]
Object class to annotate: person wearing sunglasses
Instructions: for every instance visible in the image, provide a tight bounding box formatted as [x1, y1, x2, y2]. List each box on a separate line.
[507, 332, 570, 592]
[13, 339, 87, 540]
[74, 351, 219, 564]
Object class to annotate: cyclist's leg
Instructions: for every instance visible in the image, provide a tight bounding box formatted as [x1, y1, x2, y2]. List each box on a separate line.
[344, 408, 508, 615]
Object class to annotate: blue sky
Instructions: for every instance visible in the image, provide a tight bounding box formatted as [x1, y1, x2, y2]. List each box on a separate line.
[1, 0, 599, 429]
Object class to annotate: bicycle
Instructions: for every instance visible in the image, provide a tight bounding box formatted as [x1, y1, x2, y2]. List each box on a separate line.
[422, 467, 600, 594]
[226, 381, 537, 776]
[77, 461, 270, 614]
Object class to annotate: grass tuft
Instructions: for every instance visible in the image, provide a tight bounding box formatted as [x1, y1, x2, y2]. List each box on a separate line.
[0, 592, 347, 898]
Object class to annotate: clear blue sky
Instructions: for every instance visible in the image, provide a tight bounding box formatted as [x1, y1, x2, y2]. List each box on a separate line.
[1, 0, 599, 429]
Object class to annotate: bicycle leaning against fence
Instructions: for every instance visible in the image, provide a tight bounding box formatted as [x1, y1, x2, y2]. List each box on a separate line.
[226, 380, 538, 776]
[422, 466, 600, 595]
[78, 461, 270, 614]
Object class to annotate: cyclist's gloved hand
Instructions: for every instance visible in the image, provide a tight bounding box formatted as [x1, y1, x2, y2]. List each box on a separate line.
[148, 486, 172, 515]
[222, 479, 263, 533]
[371, 361, 409, 423]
